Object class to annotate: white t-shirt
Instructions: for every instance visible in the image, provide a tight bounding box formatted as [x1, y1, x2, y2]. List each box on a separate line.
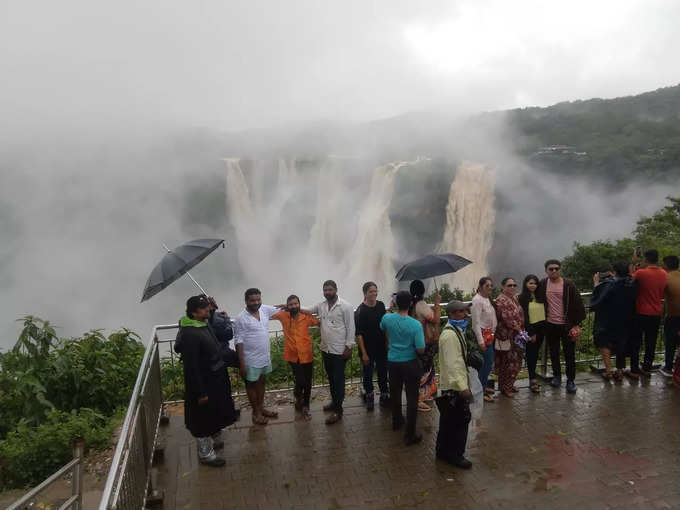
[233, 305, 280, 368]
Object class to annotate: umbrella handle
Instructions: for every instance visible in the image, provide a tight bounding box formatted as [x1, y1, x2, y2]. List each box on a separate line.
[433, 277, 439, 292]
[162, 243, 209, 296]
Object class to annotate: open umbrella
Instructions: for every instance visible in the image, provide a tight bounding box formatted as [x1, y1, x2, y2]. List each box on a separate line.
[141, 239, 225, 302]
[395, 253, 472, 288]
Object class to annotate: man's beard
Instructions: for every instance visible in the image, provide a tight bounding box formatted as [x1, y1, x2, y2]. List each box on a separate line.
[288, 308, 299, 316]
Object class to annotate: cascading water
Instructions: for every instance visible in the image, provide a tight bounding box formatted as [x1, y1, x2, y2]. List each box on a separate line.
[224, 158, 268, 280]
[346, 160, 412, 297]
[308, 157, 348, 263]
[438, 162, 496, 293]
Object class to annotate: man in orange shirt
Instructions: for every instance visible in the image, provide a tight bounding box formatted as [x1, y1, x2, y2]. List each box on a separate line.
[630, 249, 668, 376]
[273, 295, 320, 420]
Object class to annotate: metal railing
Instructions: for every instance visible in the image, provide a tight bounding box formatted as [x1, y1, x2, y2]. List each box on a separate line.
[7, 439, 84, 510]
[98, 325, 170, 510]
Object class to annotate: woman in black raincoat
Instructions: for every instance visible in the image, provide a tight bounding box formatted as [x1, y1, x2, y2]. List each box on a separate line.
[175, 295, 237, 467]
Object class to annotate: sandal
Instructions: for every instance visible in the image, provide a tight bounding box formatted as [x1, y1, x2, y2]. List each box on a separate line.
[485, 387, 495, 395]
[252, 414, 269, 425]
[483, 394, 495, 403]
[601, 372, 613, 381]
[261, 408, 279, 418]
[417, 402, 432, 412]
[613, 370, 623, 382]
[530, 381, 541, 393]
[302, 407, 312, 421]
[502, 391, 515, 399]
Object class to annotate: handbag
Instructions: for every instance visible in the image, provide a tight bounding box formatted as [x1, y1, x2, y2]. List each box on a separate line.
[514, 330, 530, 351]
[453, 327, 484, 370]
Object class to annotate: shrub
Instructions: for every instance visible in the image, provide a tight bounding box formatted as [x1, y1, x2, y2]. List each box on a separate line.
[0, 408, 121, 489]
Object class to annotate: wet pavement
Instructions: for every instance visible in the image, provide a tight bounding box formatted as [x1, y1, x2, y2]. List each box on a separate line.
[156, 372, 680, 509]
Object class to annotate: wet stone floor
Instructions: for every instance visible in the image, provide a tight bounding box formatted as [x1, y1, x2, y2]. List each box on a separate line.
[156, 372, 680, 510]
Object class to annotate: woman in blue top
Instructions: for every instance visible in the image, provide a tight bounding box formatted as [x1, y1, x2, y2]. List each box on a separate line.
[380, 290, 426, 445]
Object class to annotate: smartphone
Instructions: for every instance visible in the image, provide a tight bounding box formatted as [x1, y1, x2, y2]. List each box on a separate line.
[635, 246, 642, 258]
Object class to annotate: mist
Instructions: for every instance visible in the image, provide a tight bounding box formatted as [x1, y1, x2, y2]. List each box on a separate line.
[2, 1, 680, 347]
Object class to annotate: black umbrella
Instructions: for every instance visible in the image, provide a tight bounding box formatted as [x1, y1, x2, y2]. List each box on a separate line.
[141, 239, 225, 302]
[395, 253, 473, 287]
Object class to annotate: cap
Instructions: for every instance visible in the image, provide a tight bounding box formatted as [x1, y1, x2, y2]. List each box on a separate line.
[445, 300, 472, 314]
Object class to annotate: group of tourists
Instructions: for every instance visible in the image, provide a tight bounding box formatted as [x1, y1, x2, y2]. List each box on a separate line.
[173, 249, 680, 470]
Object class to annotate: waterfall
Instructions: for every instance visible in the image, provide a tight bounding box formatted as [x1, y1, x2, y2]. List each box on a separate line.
[224, 158, 267, 280]
[438, 162, 496, 293]
[345, 161, 408, 296]
[308, 157, 347, 262]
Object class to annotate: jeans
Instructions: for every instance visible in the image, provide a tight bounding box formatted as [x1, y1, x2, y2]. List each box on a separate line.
[546, 322, 576, 381]
[525, 322, 545, 380]
[322, 352, 347, 415]
[388, 359, 422, 439]
[289, 361, 313, 407]
[664, 317, 680, 371]
[630, 314, 661, 371]
[362, 354, 389, 398]
[435, 394, 471, 461]
[478, 343, 494, 390]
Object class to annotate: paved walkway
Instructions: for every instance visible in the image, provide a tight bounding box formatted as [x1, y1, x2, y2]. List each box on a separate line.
[156, 373, 680, 509]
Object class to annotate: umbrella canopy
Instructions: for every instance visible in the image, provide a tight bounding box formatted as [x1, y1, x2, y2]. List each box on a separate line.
[395, 253, 473, 282]
[141, 239, 224, 302]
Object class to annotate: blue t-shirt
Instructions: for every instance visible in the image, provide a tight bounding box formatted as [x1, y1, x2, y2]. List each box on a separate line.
[379, 313, 425, 362]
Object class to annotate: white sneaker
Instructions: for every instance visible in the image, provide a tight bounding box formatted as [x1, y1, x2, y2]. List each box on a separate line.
[659, 368, 673, 378]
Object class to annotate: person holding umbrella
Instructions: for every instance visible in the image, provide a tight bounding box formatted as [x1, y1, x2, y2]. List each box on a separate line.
[174, 295, 237, 467]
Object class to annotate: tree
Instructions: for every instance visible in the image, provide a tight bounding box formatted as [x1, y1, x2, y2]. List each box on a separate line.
[562, 239, 637, 289]
[634, 196, 680, 257]
[562, 196, 680, 289]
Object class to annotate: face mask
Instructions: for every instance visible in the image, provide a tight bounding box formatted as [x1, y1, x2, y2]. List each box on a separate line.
[449, 318, 468, 331]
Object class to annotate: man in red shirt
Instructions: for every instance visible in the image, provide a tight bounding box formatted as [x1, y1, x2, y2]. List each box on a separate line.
[630, 249, 668, 377]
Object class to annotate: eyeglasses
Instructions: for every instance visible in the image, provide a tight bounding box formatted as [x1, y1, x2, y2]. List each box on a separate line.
[547, 267, 560, 272]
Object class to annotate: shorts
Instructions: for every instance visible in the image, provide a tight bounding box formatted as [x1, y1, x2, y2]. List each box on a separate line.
[244, 364, 272, 382]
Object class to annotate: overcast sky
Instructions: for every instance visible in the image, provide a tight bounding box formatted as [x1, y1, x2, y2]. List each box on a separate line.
[2, 0, 679, 135]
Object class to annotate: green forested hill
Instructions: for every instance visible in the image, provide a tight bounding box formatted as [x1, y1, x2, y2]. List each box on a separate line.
[504, 85, 680, 180]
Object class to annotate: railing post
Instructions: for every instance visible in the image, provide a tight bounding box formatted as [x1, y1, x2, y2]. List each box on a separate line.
[72, 438, 84, 510]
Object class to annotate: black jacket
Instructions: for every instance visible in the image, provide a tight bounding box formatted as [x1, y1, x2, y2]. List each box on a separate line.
[175, 323, 236, 437]
[535, 277, 586, 328]
[589, 276, 637, 340]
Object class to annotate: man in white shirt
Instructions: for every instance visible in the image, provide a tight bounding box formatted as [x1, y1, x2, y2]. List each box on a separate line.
[234, 288, 282, 426]
[308, 280, 355, 425]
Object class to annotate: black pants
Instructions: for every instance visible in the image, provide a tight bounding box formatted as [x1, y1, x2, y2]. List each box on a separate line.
[289, 361, 313, 407]
[546, 322, 575, 382]
[664, 317, 680, 371]
[435, 394, 471, 461]
[388, 359, 422, 439]
[630, 314, 661, 371]
[525, 321, 545, 380]
[322, 352, 347, 415]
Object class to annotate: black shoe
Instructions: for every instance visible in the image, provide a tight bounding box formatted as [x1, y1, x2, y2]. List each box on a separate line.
[200, 456, 226, 467]
[404, 434, 423, 446]
[379, 396, 391, 408]
[213, 439, 224, 450]
[453, 457, 472, 469]
[566, 380, 577, 394]
[392, 416, 405, 431]
[325, 412, 342, 425]
[322, 402, 335, 412]
[550, 377, 562, 388]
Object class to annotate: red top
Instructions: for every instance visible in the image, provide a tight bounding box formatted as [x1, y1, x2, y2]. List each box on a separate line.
[632, 266, 668, 316]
